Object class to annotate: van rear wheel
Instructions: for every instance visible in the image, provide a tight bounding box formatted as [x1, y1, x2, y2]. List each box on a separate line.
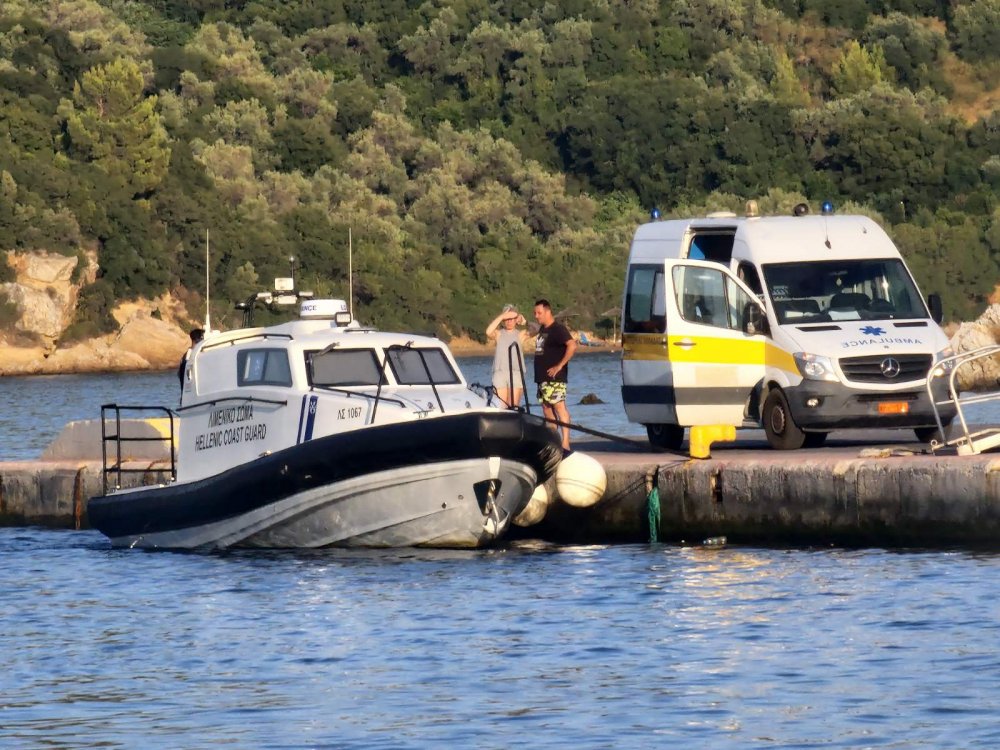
[762, 389, 807, 450]
[646, 424, 685, 451]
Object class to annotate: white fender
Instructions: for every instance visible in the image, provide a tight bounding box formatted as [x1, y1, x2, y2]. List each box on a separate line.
[513, 483, 550, 527]
[555, 452, 607, 508]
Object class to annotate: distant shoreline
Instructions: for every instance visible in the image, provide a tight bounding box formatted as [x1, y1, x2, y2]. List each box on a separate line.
[0, 333, 620, 378]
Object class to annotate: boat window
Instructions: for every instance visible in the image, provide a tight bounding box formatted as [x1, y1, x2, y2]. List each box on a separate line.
[308, 348, 384, 387]
[386, 347, 461, 385]
[237, 348, 292, 387]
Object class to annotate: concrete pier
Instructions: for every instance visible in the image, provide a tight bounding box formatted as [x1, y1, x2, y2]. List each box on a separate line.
[529, 438, 1000, 547]
[0, 460, 169, 530]
[3, 427, 1000, 547]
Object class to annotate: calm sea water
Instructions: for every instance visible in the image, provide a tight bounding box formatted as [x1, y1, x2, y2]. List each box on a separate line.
[1, 529, 999, 748]
[3, 355, 1000, 747]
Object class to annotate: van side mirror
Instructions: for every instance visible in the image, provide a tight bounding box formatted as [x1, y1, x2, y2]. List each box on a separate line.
[743, 303, 769, 336]
[927, 293, 943, 325]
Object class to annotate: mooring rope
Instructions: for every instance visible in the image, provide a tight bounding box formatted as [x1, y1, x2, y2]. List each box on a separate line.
[540, 415, 689, 456]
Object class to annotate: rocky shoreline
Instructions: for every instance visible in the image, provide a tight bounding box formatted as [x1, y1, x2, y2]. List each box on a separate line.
[0, 307, 191, 377]
[0, 327, 620, 377]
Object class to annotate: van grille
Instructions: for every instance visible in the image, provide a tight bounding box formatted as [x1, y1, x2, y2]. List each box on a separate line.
[838, 354, 932, 383]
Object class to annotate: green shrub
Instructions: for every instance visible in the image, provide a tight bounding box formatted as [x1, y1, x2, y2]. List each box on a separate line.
[0, 254, 14, 283]
[60, 280, 118, 343]
[0, 291, 20, 329]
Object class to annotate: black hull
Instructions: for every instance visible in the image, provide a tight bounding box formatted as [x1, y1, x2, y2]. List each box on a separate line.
[88, 410, 562, 543]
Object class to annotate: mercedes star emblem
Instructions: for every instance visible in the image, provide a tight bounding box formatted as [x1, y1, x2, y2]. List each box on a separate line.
[880, 357, 901, 378]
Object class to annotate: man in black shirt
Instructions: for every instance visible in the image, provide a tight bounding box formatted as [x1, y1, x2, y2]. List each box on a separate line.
[532, 299, 577, 454]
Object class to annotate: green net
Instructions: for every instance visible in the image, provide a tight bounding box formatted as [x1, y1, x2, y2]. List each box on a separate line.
[647, 485, 660, 543]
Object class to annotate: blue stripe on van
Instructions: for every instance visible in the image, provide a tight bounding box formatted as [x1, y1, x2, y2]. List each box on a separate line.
[303, 395, 319, 441]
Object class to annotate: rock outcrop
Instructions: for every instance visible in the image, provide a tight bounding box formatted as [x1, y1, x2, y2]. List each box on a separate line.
[0, 250, 191, 376]
[950, 304, 1000, 391]
[1, 251, 94, 342]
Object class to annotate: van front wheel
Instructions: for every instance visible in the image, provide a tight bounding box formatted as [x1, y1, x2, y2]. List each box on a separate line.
[763, 389, 807, 450]
[646, 424, 685, 451]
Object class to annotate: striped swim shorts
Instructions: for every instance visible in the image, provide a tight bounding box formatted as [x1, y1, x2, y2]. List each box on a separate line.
[537, 381, 567, 405]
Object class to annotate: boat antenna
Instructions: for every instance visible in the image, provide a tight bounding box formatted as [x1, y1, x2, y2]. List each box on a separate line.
[204, 228, 211, 331]
[348, 226, 354, 320]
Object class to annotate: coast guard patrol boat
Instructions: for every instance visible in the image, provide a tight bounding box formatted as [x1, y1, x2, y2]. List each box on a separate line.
[88, 291, 561, 550]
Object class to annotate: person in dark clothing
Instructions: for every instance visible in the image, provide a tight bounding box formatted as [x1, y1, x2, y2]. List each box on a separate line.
[532, 299, 577, 453]
[177, 328, 205, 387]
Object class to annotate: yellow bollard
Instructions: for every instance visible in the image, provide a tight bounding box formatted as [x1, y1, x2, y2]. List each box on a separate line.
[688, 424, 736, 459]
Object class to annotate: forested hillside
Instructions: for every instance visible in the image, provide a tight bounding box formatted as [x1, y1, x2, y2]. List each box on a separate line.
[1, 0, 998, 340]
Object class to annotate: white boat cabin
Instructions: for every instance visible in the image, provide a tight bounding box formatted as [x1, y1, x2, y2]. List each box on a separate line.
[176, 299, 487, 483]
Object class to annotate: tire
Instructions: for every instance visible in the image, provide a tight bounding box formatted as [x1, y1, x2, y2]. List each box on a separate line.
[803, 431, 829, 448]
[762, 389, 807, 450]
[915, 422, 951, 444]
[646, 423, 685, 451]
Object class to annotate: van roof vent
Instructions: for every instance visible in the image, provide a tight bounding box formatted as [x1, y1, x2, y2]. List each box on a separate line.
[705, 211, 737, 219]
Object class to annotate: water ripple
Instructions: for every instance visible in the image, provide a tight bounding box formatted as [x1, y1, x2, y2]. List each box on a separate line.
[2, 529, 999, 747]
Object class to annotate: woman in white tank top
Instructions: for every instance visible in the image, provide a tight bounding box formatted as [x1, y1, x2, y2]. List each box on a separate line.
[485, 304, 528, 408]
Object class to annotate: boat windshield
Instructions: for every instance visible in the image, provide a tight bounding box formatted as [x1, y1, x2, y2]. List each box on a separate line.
[387, 347, 461, 385]
[308, 348, 385, 387]
[762, 258, 928, 325]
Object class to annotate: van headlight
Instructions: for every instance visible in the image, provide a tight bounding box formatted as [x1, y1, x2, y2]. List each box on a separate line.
[931, 347, 955, 377]
[793, 352, 839, 382]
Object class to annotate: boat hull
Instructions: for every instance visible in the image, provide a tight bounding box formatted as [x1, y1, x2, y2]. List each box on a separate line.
[88, 411, 561, 550]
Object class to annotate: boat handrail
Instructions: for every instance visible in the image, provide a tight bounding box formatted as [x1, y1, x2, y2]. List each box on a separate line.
[505, 340, 531, 413]
[175, 395, 290, 413]
[200, 331, 294, 352]
[411, 345, 445, 414]
[99, 404, 177, 495]
[926, 344, 1000, 454]
[371, 344, 447, 423]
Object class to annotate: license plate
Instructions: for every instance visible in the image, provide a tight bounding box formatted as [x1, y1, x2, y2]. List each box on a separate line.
[877, 401, 910, 415]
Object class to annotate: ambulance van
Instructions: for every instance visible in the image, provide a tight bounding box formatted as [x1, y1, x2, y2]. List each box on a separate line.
[621, 203, 957, 450]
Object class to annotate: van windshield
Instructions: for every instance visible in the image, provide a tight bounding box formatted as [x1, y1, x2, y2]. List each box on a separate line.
[762, 258, 927, 325]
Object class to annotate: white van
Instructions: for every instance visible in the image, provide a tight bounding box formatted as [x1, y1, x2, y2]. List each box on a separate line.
[620, 203, 957, 450]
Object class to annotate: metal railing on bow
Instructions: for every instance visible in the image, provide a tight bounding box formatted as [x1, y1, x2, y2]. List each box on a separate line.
[99, 404, 177, 495]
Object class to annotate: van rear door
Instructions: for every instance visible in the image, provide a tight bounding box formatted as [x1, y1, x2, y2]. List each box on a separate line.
[621, 263, 673, 424]
[665, 259, 767, 426]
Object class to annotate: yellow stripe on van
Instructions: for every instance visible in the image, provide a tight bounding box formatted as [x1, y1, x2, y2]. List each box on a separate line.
[768, 345, 798, 374]
[621, 335, 668, 360]
[623, 333, 797, 372]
